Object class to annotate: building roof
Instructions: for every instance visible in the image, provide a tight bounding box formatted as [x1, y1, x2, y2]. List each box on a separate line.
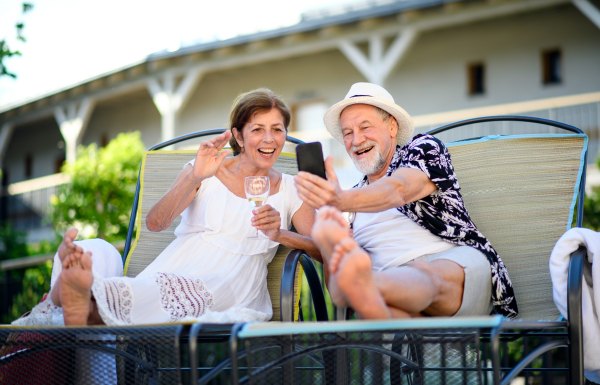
[148, 0, 455, 60]
[1, 0, 570, 122]
[0, 0, 459, 116]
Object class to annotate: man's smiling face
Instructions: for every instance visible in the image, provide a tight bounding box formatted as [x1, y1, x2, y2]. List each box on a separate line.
[340, 104, 398, 178]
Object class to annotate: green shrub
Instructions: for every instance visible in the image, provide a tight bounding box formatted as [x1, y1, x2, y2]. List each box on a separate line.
[0, 223, 27, 261]
[4, 261, 52, 323]
[50, 131, 144, 242]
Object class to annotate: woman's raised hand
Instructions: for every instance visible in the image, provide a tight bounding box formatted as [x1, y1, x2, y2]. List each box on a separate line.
[251, 205, 282, 242]
[193, 131, 232, 181]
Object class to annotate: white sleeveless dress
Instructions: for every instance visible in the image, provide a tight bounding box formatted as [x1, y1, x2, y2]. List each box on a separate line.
[13, 171, 304, 326]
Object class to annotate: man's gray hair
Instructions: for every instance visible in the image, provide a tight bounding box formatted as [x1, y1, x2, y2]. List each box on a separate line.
[374, 106, 391, 123]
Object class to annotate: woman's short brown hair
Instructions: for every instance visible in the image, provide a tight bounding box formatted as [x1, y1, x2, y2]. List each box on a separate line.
[229, 88, 291, 155]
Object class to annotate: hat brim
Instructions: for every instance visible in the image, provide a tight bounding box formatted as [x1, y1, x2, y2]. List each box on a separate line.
[323, 96, 414, 147]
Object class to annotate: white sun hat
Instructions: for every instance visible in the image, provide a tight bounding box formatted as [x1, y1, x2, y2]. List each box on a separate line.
[323, 82, 414, 147]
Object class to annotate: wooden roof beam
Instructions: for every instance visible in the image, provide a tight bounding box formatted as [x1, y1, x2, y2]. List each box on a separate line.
[54, 97, 95, 163]
[338, 27, 418, 86]
[572, 0, 600, 29]
[147, 68, 204, 144]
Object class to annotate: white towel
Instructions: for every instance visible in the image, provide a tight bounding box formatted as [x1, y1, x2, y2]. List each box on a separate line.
[50, 238, 123, 287]
[550, 227, 600, 383]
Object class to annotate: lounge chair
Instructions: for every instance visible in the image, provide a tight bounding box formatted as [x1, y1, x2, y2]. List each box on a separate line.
[226, 116, 590, 385]
[0, 129, 326, 385]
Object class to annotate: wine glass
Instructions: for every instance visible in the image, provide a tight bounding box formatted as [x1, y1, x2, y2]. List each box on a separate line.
[245, 176, 270, 239]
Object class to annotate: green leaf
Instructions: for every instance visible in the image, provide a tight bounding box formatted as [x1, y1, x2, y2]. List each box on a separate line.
[50, 132, 144, 242]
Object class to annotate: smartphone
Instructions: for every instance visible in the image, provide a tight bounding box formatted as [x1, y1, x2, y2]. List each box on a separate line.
[296, 142, 327, 180]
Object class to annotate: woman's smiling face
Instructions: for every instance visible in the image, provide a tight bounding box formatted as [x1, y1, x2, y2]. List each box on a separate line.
[236, 108, 287, 170]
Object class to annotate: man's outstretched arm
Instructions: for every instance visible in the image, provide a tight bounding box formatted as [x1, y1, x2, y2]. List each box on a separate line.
[294, 156, 437, 212]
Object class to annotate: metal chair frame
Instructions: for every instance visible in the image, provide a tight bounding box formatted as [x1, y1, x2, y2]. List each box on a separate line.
[0, 129, 331, 385]
[1, 117, 590, 385]
[428, 115, 589, 384]
[124, 129, 328, 322]
[121, 129, 330, 384]
[226, 116, 591, 385]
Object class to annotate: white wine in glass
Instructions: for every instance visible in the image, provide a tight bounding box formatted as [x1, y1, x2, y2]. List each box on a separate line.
[245, 176, 270, 239]
[248, 197, 268, 207]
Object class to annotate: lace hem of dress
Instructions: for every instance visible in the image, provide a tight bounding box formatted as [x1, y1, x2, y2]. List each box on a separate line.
[11, 296, 64, 326]
[91, 273, 133, 326]
[155, 272, 214, 322]
[179, 307, 270, 323]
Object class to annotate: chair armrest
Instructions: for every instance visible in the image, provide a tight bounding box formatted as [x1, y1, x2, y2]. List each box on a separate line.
[567, 245, 587, 384]
[280, 249, 329, 322]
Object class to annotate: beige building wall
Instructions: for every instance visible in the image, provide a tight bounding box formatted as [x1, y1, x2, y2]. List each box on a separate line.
[83, 89, 162, 149]
[1, 2, 599, 240]
[4, 118, 64, 184]
[388, 4, 600, 116]
[177, 50, 362, 136]
[3, 3, 600, 186]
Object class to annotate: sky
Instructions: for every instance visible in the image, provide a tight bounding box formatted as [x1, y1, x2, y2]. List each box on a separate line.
[0, 0, 354, 108]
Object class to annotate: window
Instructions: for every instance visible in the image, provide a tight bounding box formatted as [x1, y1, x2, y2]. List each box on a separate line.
[24, 154, 33, 179]
[468, 62, 485, 95]
[292, 100, 330, 156]
[55, 155, 65, 173]
[542, 49, 562, 84]
[292, 101, 328, 133]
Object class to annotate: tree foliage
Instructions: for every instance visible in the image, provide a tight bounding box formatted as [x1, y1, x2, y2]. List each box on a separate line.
[571, 152, 600, 230]
[0, 222, 56, 322]
[3, 261, 52, 323]
[0, 3, 33, 78]
[583, 174, 600, 230]
[0, 223, 28, 261]
[50, 132, 145, 242]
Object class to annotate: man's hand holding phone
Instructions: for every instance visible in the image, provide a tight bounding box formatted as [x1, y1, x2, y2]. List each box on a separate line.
[294, 156, 345, 210]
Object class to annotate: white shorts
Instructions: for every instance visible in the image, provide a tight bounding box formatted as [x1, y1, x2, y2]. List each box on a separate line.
[409, 246, 493, 317]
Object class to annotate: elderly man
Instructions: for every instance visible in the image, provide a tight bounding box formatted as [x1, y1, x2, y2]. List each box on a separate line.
[295, 83, 517, 319]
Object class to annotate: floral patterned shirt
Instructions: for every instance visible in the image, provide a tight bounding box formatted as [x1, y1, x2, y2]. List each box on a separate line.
[355, 133, 518, 318]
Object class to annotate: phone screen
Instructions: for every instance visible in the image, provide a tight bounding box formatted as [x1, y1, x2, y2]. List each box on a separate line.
[296, 142, 327, 180]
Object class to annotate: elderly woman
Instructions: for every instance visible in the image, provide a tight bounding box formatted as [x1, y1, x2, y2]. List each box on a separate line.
[15, 88, 319, 326]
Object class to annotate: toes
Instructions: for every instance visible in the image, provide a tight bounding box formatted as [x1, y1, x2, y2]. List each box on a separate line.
[330, 209, 348, 228]
[330, 247, 343, 274]
[317, 206, 348, 229]
[63, 231, 77, 250]
[64, 228, 79, 242]
[338, 238, 358, 253]
[72, 244, 84, 254]
[316, 205, 333, 217]
[81, 252, 93, 271]
[63, 254, 74, 269]
[64, 251, 87, 269]
[331, 238, 358, 273]
[316, 206, 337, 221]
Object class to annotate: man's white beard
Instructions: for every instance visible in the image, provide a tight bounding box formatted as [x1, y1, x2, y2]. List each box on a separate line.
[350, 141, 387, 176]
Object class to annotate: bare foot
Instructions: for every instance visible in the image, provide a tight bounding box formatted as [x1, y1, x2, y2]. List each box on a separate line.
[51, 228, 84, 306]
[60, 251, 94, 326]
[311, 206, 351, 261]
[327, 239, 359, 307]
[330, 238, 356, 274]
[336, 245, 392, 319]
[316, 206, 349, 231]
[57, 228, 82, 262]
[311, 207, 353, 307]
